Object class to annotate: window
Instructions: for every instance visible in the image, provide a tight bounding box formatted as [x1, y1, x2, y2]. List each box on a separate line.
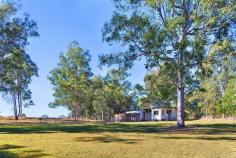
[145, 109, 151, 113]
[154, 111, 159, 115]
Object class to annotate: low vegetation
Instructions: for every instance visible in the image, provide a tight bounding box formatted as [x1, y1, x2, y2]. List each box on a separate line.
[0, 119, 235, 158]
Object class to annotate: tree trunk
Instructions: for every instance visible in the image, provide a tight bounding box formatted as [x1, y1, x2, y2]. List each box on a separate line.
[74, 114, 77, 122]
[76, 105, 80, 123]
[12, 94, 19, 120]
[17, 91, 22, 118]
[177, 69, 185, 128]
[101, 111, 104, 121]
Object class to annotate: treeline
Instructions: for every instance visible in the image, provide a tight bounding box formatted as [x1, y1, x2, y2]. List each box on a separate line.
[143, 52, 236, 120]
[0, 2, 38, 119]
[48, 42, 143, 121]
[187, 50, 236, 119]
[98, 0, 236, 128]
[49, 41, 236, 121]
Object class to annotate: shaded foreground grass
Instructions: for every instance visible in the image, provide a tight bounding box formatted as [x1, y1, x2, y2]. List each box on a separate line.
[0, 119, 235, 158]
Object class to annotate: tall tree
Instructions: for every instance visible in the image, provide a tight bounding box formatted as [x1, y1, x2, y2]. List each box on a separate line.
[89, 76, 108, 120]
[188, 41, 236, 119]
[188, 79, 221, 118]
[102, 69, 133, 119]
[48, 41, 93, 121]
[0, 2, 39, 119]
[0, 50, 38, 119]
[100, 0, 236, 127]
[88, 72, 133, 121]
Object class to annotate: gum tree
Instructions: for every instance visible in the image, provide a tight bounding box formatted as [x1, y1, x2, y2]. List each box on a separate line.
[48, 41, 93, 121]
[100, 0, 236, 127]
[0, 2, 39, 119]
[1, 50, 38, 119]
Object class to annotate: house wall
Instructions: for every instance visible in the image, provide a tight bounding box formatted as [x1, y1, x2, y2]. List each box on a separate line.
[115, 108, 177, 122]
[140, 111, 144, 120]
[170, 109, 177, 120]
[161, 108, 177, 120]
[125, 110, 144, 122]
[144, 110, 152, 121]
[152, 108, 177, 121]
[161, 113, 169, 120]
[153, 109, 162, 121]
[126, 114, 139, 121]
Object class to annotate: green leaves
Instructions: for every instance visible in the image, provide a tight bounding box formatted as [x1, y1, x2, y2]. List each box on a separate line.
[221, 76, 236, 116]
[0, 2, 39, 119]
[49, 43, 136, 119]
[100, 0, 236, 122]
[0, 49, 38, 106]
[48, 41, 92, 113]
[144, 66, 176, 105]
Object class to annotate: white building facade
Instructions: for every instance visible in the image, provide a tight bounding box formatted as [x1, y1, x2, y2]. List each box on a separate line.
[151, 108, 177, 121]
[114, 107, 177, 122]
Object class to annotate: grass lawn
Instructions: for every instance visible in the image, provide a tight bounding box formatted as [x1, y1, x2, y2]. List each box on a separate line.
[0, 119, 235, 158]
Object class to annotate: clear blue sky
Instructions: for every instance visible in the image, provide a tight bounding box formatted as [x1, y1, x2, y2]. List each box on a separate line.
[0, 0, 146, 117]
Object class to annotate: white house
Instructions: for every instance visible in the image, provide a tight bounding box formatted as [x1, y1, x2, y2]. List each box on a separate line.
[114, 107, 177, 122]
[145, 107, 177, 121]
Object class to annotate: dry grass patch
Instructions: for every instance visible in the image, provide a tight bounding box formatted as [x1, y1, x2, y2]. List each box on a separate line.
[0, 119, 235, 158]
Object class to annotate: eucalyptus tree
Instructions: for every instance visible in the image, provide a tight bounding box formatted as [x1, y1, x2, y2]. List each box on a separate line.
[0, 2, 16, 59]
[88, 71, 133, 120]
[0, 50, 38, 119]
[0, 2, 38, 61]
[221, 76, 236, 117]
[208, 41, 236, 104]
[90, 76, 108, 120]
[102, 69, 133, 119]
[48, 41, 93, 121]
[144, 67, 176, 106]
[188, 79, 221, 118]
[0, 2, 39, 119]
[188, 42, 236, 118]
[100, 0, 236, 127]
[129, 84, 145, 110]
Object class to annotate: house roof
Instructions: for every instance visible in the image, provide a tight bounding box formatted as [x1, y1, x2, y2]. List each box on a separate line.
[142, 107, 176, 110]
[150, 101, 176, 109]
[125, 110, 143, 114]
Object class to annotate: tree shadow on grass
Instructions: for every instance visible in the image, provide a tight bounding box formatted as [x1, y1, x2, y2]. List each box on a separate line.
[0, 145, 23, 158]
[0, 151, 18, 158]
[0, 145, 25, 151]
[185, 123, 236, 135]
[75, 134, 143, 144]
[0, 123, 171, 134]
[0, 144, 49, 158]
[0, 122, 235, 136]
[156, 135, 236, 141]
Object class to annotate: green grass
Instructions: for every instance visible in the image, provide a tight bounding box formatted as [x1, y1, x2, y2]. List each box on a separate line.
[0, 119, 235, 158]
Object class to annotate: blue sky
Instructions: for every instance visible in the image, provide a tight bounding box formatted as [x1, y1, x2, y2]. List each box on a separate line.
[0, 0, 146, 117]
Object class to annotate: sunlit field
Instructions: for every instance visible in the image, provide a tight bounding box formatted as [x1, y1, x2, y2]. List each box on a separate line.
[0, 119, 235, 158]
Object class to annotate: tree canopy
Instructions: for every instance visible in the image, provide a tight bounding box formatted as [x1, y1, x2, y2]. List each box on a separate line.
[49, 41, 138, 121]
[0, 2, 38, 119]
[100, 0, 236, 127]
